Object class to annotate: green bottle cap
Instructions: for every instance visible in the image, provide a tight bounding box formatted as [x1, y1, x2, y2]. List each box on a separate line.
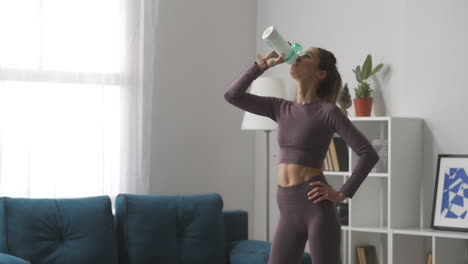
[284, 43, 302, 64]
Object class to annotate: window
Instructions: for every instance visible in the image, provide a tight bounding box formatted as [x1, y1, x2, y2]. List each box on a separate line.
[0, 0, 122, 197]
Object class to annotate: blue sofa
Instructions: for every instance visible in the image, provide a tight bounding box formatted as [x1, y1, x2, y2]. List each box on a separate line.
[0, 193, 312, 264]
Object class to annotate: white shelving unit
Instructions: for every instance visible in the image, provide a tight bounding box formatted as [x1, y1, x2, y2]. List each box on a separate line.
[327, 116, 425, 264]
[269, 116, 468, 263]
[322, 116, 468, 264]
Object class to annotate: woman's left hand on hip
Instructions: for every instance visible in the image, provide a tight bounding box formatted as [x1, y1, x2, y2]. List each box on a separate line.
[307, 181, 344, 203]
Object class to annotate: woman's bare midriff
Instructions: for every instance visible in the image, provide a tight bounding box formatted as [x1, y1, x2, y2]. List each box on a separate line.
[278, 163, 323, 187]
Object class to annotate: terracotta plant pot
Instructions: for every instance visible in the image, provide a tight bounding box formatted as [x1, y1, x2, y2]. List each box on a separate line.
[353, 97, 373, 117]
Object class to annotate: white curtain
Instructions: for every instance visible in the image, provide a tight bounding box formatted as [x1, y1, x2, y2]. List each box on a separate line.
[120, 0, 159, 197]
[0, 0, 158, 203]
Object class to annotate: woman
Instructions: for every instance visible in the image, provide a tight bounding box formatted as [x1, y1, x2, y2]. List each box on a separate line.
[224, 45, 380, 264]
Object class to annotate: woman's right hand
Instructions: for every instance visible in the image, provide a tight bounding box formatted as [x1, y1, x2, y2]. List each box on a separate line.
[263, 51, 285, 69]
[256, 41, 292, 70]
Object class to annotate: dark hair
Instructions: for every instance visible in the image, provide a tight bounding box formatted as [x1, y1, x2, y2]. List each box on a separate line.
[314, 47, 342, 104]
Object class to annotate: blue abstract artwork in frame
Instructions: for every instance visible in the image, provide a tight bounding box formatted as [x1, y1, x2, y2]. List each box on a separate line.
[432, 154, 468, 232]
[440, 168, 468, 219]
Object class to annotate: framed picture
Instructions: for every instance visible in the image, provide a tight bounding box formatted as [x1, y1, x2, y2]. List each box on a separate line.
[431, 154, 468, 231]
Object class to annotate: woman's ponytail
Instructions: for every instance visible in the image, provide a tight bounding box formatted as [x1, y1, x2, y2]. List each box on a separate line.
[315, 48, 343, 104]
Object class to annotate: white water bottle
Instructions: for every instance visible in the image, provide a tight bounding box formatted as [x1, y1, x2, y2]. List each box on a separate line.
[261, 26, 302, 65]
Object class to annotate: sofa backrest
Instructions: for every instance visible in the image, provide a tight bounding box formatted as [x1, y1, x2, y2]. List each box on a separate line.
[222, 210, 248, 243]
[115, 192, 225, 264]
[0, 196, 118, 264]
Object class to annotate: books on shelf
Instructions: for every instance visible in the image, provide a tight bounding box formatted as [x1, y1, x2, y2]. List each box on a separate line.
[323, 136, 349, 172]
[426, 252, 432, 264]
[325, 146, 332, 170]
[356, 245, 378, 264]
[329, 137, 339, 170]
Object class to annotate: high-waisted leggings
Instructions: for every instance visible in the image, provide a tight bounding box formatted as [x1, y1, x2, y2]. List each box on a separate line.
[268, 173, 342, 264]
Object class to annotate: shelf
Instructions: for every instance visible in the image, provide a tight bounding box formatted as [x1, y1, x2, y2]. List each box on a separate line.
[393, 228, 435, 237]
[343, 227, 468, 263]
[349, 116, 391, 121]
[323, 171, 349, 176]
[393, 234, 432, 264]
[350, 231, 388, 264]
[323, 170, 349, 176]
[349, 226, 389, 234]
[324, 171, 389, 178]
[393, 227, 468, 239]
[367, 172, 389, 177]
[343, 226, 468, 240]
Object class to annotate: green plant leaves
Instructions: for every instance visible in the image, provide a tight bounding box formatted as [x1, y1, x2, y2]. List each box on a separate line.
[370, 63, 384, 77]
[354, 66, 363, 82]
[362, 54, 372, 80]
[353, 54, 384, 98]
[354, 82, 373, 98]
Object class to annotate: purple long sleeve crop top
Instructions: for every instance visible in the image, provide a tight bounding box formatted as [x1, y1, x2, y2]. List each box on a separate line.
[224, 62, 380, 199]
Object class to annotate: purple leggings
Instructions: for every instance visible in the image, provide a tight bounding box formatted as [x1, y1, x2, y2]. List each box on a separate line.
[268, 173, 342, 264]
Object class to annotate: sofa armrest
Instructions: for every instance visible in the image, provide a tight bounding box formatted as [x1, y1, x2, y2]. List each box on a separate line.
[0, 253, 30, 264]
[222, 210, 248, 242]
[226, 240, 312, 264]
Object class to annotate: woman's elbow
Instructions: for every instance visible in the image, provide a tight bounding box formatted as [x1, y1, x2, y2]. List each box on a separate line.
[361, 145, 380, 163]
[369, 148, 380, 163]
[224, 90, 237, 103]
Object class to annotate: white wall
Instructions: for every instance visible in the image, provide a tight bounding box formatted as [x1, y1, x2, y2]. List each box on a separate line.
[149, 0, 258, 238]
[402, 0, 468, 228]
[256, 0, 468, 240]
[147, 0, 468, 243]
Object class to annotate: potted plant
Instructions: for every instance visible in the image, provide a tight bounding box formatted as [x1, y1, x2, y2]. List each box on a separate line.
[352, 54, 384, 116]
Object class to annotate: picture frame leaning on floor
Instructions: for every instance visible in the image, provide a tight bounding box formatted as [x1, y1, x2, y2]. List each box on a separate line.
[431, 154, 468, 232]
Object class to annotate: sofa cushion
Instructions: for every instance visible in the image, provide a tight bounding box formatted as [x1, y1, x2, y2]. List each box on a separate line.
[0, 253, 31, 264]
[115, 193, 225, 264]
[227, 240, 270, 263]
[0, 196, 118, 264]
[227, 240, 312, 264]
